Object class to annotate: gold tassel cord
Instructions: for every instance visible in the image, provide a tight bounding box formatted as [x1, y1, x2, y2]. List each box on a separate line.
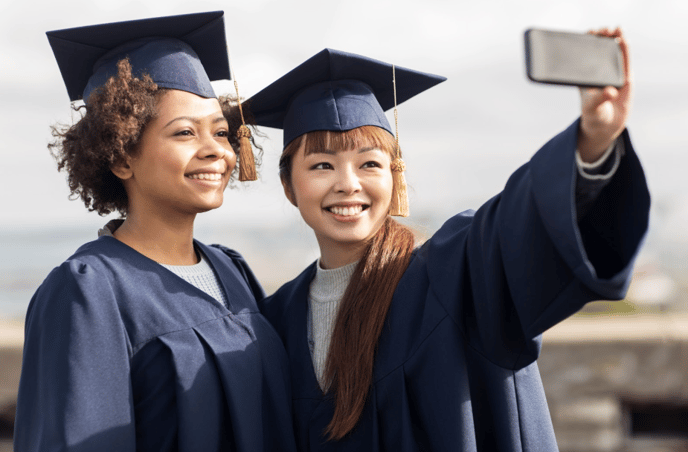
[237, 123, 257, 181]
[231, 60, 257, 181]
[389, 64, 409, 217]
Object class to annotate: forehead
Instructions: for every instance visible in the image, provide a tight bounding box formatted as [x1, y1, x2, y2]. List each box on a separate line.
[302, 146, 387, 157]
[154, 89, 224, 118]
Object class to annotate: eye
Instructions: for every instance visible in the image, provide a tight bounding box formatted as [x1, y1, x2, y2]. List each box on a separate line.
[174, 129, 194, 137]
[216, 130, 229, 138]
[362, 160, 383, 169]
[311, 162, 333, 170]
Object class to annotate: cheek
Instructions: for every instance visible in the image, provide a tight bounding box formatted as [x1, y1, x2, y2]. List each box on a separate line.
[378, 172, 394, 204]
[291, 178, 315, 207]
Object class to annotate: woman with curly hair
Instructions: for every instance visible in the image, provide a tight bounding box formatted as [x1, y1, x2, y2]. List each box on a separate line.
[14, 12, 295, 452]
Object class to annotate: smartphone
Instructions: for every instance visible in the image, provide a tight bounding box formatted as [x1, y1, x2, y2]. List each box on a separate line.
[524, 28, 625, 88]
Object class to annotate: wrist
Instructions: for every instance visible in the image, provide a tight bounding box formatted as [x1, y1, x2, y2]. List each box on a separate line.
[577, 123, 619, 163]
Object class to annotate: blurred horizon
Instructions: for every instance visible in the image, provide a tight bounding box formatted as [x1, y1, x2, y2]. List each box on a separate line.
[1, 0, 687, 318]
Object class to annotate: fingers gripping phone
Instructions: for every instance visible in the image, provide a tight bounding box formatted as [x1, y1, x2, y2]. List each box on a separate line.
[524, 29, 625, 88]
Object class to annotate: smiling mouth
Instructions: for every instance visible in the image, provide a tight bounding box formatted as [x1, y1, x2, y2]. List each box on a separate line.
[326, 205, 369, 216]
[185, 173, 223, 181]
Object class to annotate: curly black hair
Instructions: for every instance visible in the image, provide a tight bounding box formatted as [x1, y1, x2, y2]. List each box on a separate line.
[49, 58, 261, 216]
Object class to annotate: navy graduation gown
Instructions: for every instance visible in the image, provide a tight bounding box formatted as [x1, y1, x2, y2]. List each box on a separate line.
[15, 237, 296, 452]
[260, 121, 650, 451]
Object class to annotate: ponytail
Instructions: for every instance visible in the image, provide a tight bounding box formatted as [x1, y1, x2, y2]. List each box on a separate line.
[323, 217, 414, 440]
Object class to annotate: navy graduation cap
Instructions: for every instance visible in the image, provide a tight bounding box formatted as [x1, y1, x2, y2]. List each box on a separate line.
[46, 11, 230, 102]
[247, 48, 446, 148]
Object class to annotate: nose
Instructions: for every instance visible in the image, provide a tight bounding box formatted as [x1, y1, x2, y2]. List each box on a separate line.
[197, 133, 229, 160]
[334, 165, 362, 194]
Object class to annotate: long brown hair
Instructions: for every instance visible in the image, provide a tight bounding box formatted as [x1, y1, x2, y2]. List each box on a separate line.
[280, 126, 416, 440]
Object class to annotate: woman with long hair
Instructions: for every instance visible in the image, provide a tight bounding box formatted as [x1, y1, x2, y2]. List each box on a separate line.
[14, 12, 295, 452]
[249, 31, 649, 451]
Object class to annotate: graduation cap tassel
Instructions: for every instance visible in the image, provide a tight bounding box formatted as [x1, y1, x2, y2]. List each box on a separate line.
[389, 65, 409, 217]
[231, 58, 257, 181]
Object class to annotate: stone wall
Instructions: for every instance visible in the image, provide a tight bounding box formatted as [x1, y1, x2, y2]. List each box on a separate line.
[540, 315, 688, 452]
[0, 321, 22, 448]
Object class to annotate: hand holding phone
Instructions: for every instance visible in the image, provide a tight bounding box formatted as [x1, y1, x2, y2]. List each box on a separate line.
[525, 27, 632, 162]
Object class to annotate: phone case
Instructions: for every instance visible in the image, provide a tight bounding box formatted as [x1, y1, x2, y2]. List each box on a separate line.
[524, 28, 625, 88]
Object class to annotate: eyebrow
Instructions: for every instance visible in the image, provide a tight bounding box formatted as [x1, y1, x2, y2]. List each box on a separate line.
[163, 115, 228, 129]
[308, 146, 380, 156]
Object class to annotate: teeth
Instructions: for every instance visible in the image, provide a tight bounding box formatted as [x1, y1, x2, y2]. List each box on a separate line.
[330, 205, 363, 216]
[187, 173, 222, 181]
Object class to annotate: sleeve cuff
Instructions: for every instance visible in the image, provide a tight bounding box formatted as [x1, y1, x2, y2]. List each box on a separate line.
[575, 139, 624, 181]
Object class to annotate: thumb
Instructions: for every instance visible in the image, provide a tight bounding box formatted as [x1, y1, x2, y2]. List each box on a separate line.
[580, 86, 618, 111]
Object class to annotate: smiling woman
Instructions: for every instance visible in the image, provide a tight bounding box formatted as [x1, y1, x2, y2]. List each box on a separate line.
[250, 46, 650, 451]
[13, 12, 295, 452]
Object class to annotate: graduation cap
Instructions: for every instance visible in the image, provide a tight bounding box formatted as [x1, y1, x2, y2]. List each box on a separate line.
[247, 48, 446, 216]
[46, 11, 258, 181]
[46, 11, 229, 102]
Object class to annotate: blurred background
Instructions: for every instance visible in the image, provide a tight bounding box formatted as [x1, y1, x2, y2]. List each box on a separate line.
[1, 0, 687, 450]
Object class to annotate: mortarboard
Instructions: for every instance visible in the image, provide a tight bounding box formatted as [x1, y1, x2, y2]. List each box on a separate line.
[247, 48, 446, 216]
[46, 11, 230, 102]
[46, 11, 259, 182]
[246, 48, 446, 149]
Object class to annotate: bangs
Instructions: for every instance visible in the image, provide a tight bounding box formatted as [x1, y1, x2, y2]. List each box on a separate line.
[298, 126, 397, 156]
[279, 125, 399, 184]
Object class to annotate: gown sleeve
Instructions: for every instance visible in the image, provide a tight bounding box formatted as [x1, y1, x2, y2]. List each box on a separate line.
[14, 261, 136, 451]
[425, 120, 650, 370]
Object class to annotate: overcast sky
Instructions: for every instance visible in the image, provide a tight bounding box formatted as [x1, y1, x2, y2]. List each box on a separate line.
[1, 0, 687, 247]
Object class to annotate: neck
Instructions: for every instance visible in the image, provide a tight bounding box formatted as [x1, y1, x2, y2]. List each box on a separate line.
[113, 209, 198, 265]
[316, 238, 368, 270]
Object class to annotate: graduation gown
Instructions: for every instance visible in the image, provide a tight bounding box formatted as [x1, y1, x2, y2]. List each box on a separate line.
[14, 237, 296, 452]
[260, 121, 650, 451]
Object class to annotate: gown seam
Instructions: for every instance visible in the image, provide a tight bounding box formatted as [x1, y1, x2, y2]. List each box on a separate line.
[130, 312, 240, 353]
[372, 313, 451, 384]
[430, 279, 550, 372]
[427, 281, 515, 370]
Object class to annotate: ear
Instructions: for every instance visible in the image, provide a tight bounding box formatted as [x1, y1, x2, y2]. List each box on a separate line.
[281, 179, 297, 207]
[110, 158, 134, 180]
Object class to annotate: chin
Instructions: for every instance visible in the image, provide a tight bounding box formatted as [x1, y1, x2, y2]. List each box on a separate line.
[195, 199, 223, 213]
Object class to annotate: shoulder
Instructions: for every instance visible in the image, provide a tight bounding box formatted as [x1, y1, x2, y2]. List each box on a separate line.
[420, 209, 475, 268]
[38, 237, 123, 288]
[203, 242, 266, 301]
[206, 242, 244, 260]
[204, 242, 252, 271]
[27, 238, 127, 329]
[431, 209, 475, 240]
[260, 263, 316, 325]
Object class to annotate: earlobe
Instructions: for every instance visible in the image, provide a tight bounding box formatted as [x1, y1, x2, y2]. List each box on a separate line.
[281, 179, 297, 207]
[110, 159, 134, 180]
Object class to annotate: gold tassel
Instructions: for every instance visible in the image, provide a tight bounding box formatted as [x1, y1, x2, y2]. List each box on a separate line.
[229, 49, 257, 182]
[237, 124, 257, 181]
[389, 158, 409, 217]
[389, 64, 409, 217]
